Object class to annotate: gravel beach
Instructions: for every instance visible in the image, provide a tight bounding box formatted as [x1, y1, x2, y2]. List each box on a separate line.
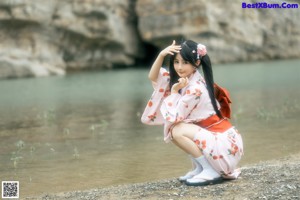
[26, 153, 300, 200]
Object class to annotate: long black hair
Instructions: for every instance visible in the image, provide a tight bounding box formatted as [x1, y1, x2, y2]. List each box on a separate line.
[169, 40, 222, 118]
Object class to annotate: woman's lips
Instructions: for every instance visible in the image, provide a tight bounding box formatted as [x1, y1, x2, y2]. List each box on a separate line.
[178, 72, 185, 76]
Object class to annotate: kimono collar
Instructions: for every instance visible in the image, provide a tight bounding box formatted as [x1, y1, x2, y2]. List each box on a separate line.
[188, 70, 203, 83]
[180, 70, 203, 94]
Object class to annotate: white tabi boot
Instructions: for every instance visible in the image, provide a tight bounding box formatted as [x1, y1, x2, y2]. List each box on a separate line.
[178, 156, 203, 183]
[186, 156, 223, 186]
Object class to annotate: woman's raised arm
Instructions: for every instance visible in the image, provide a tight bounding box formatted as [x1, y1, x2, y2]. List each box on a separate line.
[148, 40, 181, 83]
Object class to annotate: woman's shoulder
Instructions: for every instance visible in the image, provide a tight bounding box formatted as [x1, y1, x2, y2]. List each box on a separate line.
[152, 67, 170, 90]
[159, 67, 170, 77]
[188, 75, 204, 88]
[185, 75, 207, 95]
[156, 67, 170, 83]
[184, 81, 202, 95]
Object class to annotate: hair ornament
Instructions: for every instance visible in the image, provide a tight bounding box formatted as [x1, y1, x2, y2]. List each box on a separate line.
[196, 43, 207, 59]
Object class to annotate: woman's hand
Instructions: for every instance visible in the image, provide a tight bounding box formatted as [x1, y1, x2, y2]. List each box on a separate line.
[148, 40, 181, 82]
[159, 40, 181, 57]
[171, 77, 189, 93]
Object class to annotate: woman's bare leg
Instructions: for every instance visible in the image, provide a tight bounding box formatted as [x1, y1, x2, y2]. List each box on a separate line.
[171, 123, 202, 157]
[172, 123, 221, 185]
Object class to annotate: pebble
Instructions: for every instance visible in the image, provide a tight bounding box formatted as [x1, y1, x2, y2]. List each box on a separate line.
[25, 154, 300, 200]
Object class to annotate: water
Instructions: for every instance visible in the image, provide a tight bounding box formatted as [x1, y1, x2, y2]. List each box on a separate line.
[0, 59, 300, 197]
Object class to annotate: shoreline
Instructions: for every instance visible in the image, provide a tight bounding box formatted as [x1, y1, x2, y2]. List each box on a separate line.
[25, 153, 300, 200]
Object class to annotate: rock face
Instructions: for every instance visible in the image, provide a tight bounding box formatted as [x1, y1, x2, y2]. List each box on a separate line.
[136, 0, 300, 63]
[0, 0, 143, 78]
[0, 0, 299, 78]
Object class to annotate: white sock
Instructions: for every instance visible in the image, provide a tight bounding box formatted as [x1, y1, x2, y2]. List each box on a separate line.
[179, 155, 202, 181]
[193, 156, 220, 178]
[190, 155, 203, 173]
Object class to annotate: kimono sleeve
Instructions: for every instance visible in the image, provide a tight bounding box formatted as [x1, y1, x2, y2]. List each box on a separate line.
[160, 86, 202, 123]
[141, 68, 170, 125]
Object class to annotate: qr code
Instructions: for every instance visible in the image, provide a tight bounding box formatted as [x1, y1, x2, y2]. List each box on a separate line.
[2, 181, 19, 199]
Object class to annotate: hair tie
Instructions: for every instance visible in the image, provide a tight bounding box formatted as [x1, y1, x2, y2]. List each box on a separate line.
[196, 43, 207, 60]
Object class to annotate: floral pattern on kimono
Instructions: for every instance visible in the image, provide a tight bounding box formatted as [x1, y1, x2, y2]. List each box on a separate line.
[193, 127, 243, 179]
[160, 85, 201, 124]
[141, 67, 244, 179]
[141, 68, 210, 142]
[141, 68, 171, 125]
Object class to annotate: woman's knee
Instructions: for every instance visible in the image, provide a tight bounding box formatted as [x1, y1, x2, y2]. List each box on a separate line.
[171, 122, 201, 140]
[171, 123, 185, 140]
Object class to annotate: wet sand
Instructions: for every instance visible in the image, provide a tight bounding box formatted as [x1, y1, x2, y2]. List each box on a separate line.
[25, 153, 300, 200]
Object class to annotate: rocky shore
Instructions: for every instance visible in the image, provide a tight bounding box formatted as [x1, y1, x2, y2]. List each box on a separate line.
[26, 153, 300, 200]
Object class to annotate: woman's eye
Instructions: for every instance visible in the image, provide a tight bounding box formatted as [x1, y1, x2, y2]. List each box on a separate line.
[183, 61, 189, 64]
[174, 61, 179, 64]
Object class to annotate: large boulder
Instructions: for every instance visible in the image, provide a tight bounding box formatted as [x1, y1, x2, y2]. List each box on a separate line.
[136, 0, 300, 63]
[0, 0, 143, 78]
[0, 0, 299, 79]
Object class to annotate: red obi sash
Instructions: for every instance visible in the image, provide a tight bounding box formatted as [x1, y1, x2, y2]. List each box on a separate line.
[195, 114, 232, 132]
[195, 83, 232, 132]
[214, 83, 232, 119]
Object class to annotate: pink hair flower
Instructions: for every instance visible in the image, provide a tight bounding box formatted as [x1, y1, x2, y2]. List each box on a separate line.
[197, 44, 207, 59]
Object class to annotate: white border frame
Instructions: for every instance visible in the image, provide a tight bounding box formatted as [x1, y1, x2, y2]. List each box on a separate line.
[2, 181, 19, 199]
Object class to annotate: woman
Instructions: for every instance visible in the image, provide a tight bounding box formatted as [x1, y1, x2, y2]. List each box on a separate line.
[141, 40, 243, 186]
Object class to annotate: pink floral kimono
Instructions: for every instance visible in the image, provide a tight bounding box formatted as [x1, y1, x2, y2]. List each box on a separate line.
[141, 68, 243, 179]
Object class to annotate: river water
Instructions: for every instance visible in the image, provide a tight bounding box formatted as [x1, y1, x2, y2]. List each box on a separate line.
[0, 59, 300, 197]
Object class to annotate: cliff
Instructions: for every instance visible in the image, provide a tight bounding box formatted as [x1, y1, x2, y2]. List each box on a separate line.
[137, 0, 300, 63]
[0, 0, 299, 78]
[0, 0, 143, 78]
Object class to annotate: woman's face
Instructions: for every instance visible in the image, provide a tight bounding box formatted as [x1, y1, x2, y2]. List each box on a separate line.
[173, 53, 195, 78]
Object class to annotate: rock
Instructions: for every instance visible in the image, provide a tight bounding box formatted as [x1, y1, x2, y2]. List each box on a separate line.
[1, 0, 300, 79]
[136, 0, 300, 63]
[24, 153, 300, 200]
[0, 0, 143, 78]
